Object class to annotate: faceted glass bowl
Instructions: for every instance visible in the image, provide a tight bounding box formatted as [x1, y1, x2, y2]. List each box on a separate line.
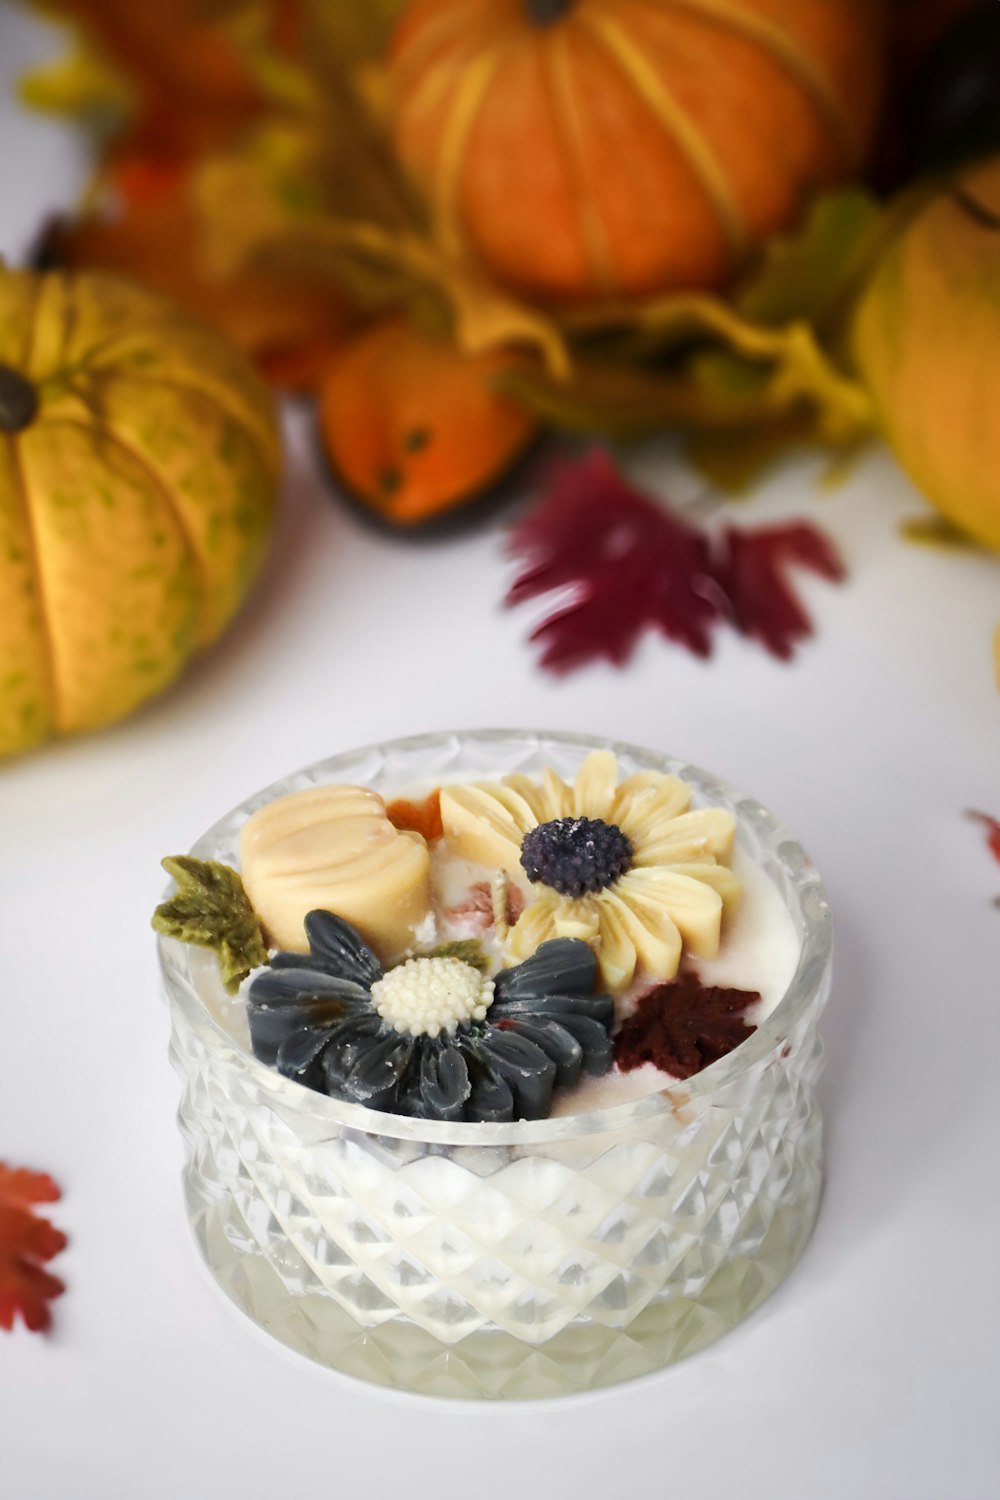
[159, 730, 832, 1400]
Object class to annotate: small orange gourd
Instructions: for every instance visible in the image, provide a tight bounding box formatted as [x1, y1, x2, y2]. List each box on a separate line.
[390, 0, 885, 305]
[318, 320, 538, 528]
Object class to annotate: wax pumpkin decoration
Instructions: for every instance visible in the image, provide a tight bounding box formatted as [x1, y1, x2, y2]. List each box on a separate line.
[852, 157, 1000, 552]
[390, 0, 885, 306]
[318, 319, 539, 528]
[0, 268, 280, 758]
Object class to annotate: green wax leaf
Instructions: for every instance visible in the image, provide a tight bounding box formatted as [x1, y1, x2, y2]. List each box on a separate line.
[153, 855, 268, 993]
[425, 939, 491, 974]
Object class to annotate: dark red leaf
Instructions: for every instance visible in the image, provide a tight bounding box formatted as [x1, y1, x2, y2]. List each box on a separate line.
[967, 810, 1000, 864]
[506, 451, 845, 673]
[712, 523, 846, 661]
[506, 450, 719, 673]
[615, 973, 760, 1081]
[0, 1164, 67, 1334]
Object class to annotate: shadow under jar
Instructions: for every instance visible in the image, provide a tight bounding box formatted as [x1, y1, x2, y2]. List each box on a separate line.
[158, 729, 832, 1400]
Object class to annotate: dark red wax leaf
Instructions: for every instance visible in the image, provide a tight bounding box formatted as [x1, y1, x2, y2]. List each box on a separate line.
[967, 810, 1000, 864]
[506, 450, 718, 672]
[615, 973, 760, 1080]
[0, 1164, 67, 1334]
[506, 450, 845, 673]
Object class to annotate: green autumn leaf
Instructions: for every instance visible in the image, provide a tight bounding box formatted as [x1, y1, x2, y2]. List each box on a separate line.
[426, 940, 491, 974]
[733, 188, 886, 333]
[193, 111, 419, 273]
[500, 191, 885, 483]
[194, 121, 570, 376]
[496, 358, 747, 440]
[18, 45, 131, 125]
[153, 855, 268, 993]
[223, 0, 405, 99]
[683, 414, 865, 494]
[502, 318, 872, 450]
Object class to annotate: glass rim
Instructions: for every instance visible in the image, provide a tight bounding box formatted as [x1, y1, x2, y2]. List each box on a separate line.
[158, 728, 833, 1147]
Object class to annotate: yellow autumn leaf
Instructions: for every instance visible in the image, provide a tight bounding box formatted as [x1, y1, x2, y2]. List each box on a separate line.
[20, 0, 277, 153]
[899, 514, 986, 551]
[19, 45, 131, 121]
[733, 188, 887, 332]
[505, 302, 871, 454]
[193, 124, 569, 377]
[501, 190, 882, 481]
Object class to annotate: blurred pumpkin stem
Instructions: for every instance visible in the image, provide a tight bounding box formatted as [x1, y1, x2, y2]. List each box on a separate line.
[525, 0, 576, 25]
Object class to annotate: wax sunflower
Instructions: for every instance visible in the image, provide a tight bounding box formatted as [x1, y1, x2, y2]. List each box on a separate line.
[440, 751, 740, 989]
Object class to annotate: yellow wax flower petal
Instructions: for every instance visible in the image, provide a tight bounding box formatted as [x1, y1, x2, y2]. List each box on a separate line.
[604, 890, 683, 982]
[542, 767, 575, 820]
[440, 752, 742, 987]
[551, 900, 602, 945]
[439, 784, 526, 869]
[618, 868, 724, 959]
[632, 808, 736, 865]
[594, 897, 639, 991]
[502, 773, 552, 824]
[485, 783, 542, 835]
[573, 750, 618, 821]
[613, 774, 692, 841]
[508, 892, 562, 960]
[666, 861, 742, 915]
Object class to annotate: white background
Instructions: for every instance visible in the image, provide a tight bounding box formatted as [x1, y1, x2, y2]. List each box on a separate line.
[1, 10, 999, 1499]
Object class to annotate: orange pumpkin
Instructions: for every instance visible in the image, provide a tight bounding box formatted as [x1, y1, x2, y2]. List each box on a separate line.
[390, 0, 885, 306]
[318, 320, 539, 528]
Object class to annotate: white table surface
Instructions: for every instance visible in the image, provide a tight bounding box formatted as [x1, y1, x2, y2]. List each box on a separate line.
[1, 11, 999, 1500]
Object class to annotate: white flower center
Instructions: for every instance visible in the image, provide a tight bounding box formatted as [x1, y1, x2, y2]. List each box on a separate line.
[371, 957, 495, 1038]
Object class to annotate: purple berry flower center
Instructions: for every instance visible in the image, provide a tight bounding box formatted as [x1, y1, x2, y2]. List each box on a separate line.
[520, 816, 634, 898]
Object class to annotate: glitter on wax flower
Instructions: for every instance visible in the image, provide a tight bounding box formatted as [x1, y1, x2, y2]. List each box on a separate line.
[246, 911, 614, 1123]
[440, 750, 741, 990]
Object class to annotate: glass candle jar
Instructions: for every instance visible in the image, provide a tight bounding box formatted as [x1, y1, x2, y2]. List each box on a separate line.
[159, 730, 832, 1400]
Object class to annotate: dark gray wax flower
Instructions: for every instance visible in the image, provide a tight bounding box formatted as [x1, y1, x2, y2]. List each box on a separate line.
[246, 911, 614, 1123]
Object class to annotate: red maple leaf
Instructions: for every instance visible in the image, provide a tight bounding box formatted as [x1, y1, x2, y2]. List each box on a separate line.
[506, 450, 719, 672]
[615, 973, 760, 1080]
[713, 523, 846, 661]
[506, 451, 845, 673]
[967, 810, 1000, 864]
[0, 1164, 67, 1333]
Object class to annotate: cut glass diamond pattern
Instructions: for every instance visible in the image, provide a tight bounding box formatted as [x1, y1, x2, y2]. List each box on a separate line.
[162, 731, 830, 1398]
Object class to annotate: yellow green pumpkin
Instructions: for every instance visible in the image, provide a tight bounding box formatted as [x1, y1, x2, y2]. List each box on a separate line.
[852, 156, 1000, 552]
[0, 268, 281, 757]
